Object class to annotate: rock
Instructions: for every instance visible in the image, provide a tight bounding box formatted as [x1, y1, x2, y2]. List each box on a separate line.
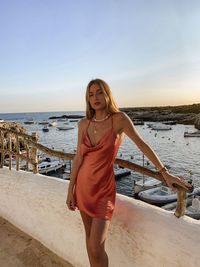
[194, 113, 200, 130]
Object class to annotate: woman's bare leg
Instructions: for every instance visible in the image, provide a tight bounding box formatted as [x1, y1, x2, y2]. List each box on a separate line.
[89, 218, 110, 267]
[80, 212, 110, 267]
[80, 211, 93, 265]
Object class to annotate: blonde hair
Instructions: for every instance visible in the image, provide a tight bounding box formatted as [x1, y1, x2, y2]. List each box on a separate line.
[85, 79, 119, 120]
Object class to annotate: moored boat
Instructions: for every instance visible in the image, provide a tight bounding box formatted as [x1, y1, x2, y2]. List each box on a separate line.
[42, 125, 49, 132]
[38, 160, 64, 174]
[57, 126, 74, 130]
[151, 124, 172, 131]
[138, 185, 196, 205]
[133, 177, 162, 195]
[184, 130, 200, 137]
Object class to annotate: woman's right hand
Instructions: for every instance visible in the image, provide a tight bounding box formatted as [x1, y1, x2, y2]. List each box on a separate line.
[66, 189, 76, 211]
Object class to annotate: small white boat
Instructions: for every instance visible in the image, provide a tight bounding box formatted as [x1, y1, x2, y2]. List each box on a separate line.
[48, 121, 57, 127]
[0, 119, 4, 123]
[184, 197, 200, 219]
[57, 126, 74, 130]
[151, 124, 172, 131]
[184, 130, 200, 137]
[38, 160, 64, 174]
[133, 177, 162, 194]
[138, 185, 195, 205]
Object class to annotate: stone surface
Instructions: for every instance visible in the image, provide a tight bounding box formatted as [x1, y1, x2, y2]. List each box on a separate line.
[0, 216, 73, 267]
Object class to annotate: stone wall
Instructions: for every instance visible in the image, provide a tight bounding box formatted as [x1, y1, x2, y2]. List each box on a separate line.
[0, 167, 200, 267]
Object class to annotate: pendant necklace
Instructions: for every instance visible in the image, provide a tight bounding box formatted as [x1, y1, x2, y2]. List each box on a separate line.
[93, 114, 110, 134]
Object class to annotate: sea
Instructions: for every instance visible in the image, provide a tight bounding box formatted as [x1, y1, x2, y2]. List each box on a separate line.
[0, 111, 199, 197]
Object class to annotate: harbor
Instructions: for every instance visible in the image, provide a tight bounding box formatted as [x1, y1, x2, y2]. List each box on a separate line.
[0, 110, 200, 266]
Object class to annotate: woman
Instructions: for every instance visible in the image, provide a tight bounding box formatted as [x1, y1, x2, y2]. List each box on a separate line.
[66, 78, 192, 267]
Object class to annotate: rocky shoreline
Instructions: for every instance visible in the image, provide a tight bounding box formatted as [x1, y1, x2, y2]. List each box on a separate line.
[120, 103, 200, 130]
[43, 103, 200, 130]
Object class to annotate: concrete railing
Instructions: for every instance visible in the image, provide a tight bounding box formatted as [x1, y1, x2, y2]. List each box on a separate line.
[0, 167, 199, 267]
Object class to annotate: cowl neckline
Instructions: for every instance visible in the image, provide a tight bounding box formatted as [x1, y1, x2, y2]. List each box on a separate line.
[85, 127, 114, 148]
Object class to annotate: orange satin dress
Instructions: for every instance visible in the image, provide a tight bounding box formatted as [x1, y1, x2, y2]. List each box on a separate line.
[75, 116, 122, 220]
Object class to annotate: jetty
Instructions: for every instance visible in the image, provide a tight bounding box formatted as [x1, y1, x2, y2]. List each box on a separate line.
[0, 124, 200, 267]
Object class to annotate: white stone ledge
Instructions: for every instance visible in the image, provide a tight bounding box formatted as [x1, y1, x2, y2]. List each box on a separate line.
[0, 167, 199, 267]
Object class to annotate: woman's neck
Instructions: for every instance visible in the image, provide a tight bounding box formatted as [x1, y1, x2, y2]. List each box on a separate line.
[94, 111, 109, 121]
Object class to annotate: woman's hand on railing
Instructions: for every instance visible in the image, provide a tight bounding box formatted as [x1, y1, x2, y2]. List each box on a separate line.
[162, 172, 193, 192]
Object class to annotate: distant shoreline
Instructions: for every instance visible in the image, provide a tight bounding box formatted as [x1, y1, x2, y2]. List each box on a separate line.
[120, 103, 200, 129]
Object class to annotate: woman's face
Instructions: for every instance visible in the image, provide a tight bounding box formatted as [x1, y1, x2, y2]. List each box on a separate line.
[88, 83, 107, 111]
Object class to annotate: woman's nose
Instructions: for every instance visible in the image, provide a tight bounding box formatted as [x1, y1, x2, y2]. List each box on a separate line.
[94, 93, 99, 99]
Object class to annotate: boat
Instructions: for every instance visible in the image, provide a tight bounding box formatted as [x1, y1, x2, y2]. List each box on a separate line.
[114, 168, 131, 180]
[24, 120, 34, 124]
[161, 187, 200, 211]
[163, 121, 177, 125]
[48, 121, 57, 127]
[57, 126, 74, 130]
[151, 124, 172, 131]
[138, 185, 195, 205]
[184, 197, 200, 219]
[38, 160, 64, 174]
[146, 123, 154, 128]
[0, 119, 4, 123]
[38, 121, 49, 125]
[133, 177, 162, 195]
[62, 168, 71, 180]
[69, 119, 80, 122]
[133, 120, 144, 125]
[184, 130, 200, 137]
[42, 125, 49, 132]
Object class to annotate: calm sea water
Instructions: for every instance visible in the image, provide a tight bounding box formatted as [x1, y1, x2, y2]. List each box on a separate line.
[1, 111, 199, 197]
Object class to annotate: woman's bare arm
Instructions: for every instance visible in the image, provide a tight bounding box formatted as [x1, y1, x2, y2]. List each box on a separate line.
[118, 112, 192, 191]
[67, 118, 86, 193]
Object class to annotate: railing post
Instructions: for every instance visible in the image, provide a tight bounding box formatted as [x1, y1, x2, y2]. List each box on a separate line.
[0, 130, 4, 168]
[8, 133, 12, 170]
[16, 135, 20, 171]
[174, 189, 187, 218]
[31, 132, 39, 174]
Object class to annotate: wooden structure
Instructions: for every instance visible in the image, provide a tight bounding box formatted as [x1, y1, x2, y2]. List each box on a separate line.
[0, 126, 192, 218]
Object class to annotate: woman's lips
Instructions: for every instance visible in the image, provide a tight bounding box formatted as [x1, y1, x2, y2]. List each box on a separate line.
[94, 101, 101, 105]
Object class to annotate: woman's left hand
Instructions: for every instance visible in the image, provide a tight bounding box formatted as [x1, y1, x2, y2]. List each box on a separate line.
[162, 171, 193, 192]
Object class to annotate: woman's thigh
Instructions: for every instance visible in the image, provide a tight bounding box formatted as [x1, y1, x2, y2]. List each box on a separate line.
[90, 218, 111, 248]
[80, 211, 93, 237]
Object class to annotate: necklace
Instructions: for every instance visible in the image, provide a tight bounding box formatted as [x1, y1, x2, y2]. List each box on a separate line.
[93, 114, 110, 134]
[93, 114, 110, 122]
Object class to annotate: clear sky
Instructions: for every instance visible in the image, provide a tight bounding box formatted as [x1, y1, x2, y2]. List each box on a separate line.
[0, 0, 200, 113]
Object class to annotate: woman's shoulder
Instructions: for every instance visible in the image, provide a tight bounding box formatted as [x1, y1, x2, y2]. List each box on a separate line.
[112, 111, 127, 121]
[78, 117, 90, 131]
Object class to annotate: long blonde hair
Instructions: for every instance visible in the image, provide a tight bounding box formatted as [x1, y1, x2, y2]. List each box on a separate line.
[85, 79, 119, 120]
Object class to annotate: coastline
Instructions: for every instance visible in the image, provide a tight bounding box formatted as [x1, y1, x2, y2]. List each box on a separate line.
[120, 103, 200, 129]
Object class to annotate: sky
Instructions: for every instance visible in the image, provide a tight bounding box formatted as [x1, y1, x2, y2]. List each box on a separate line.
[0, 0, 200, 113]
